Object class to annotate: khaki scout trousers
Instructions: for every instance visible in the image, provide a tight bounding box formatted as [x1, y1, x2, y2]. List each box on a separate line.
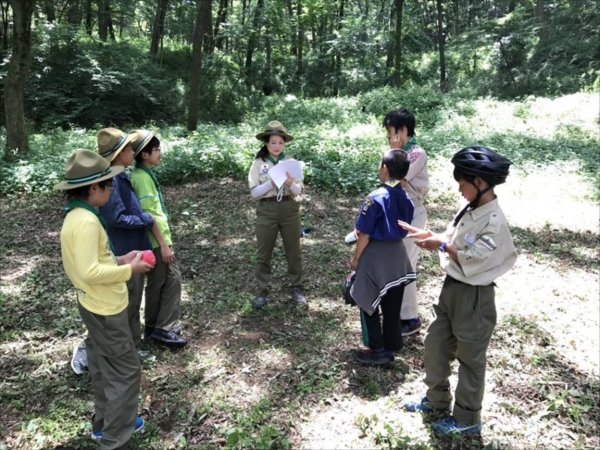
[78, 303, 141, 450]
[401, 205, 427, 320]
[126, 273, 144, 349]
[255, 199, 303, 296]
[145, 247, 181, 331]
[424, 276, 496, 425]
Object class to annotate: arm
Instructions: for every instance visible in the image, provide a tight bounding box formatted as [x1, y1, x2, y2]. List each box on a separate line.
[100, 178, 154, 230]
[150, 219, 174, 264]
[284, 172, 302, 195]
[251, 180, 276, 199]
[351, 232, 370, 271]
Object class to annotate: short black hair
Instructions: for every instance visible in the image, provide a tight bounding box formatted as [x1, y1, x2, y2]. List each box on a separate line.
[382, 108, 416, 136]
[381, 149, 410, 180]
[64, 179, 113, 201]
[453, 168, 478, 185]
[134, 136, 161, 163]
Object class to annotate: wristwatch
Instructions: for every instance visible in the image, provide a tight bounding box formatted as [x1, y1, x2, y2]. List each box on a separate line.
[438, 241, 448, 252]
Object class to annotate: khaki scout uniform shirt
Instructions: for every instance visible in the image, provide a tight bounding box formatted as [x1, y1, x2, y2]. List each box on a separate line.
[248, 157, 303, 199]
[440, 198, 517, 286]
[403, 143, 430, 207]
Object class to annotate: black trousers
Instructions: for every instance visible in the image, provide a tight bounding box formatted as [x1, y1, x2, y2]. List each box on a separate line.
[360, 285, 405, 351]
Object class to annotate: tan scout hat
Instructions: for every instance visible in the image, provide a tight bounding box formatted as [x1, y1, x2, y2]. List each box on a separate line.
[129, 129, 156, 157]
[54, 149, 124, 190]
[97, 127, 135, 162]
[255, 121, 294, 142]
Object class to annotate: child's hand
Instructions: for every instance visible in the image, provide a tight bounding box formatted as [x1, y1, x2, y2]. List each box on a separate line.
[398, 220, 432, 239]
[130, 252, 154, 274]
[284, 172, 294, 187]
[160, 244, 175, 264]
[416, 235, 443, 251]
[118, 250, 140, 265]
[350, 257, 358, 271]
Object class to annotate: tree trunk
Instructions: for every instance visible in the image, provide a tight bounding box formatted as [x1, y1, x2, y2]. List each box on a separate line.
[98, 0, 108, 41]
[85, 0, 92, 35]
[45, 0, 56, 22]
[4, 0, 35, 161]
[385, 0, 395, 70]
[436, 0, 447, 92]
[333, 0, 344, 96]
[392, 0, 404, 86]
[535, 0, 543, 21]
[150, 0, 169, 60]
[296, 0, 303, 76]
[244, 0, 264, 78]
[1, 0, 10, 50]
[286, 0, 296, 56]
[67, 0, 80, 24]
[187, 0, 212, 131]
[213, 0, 228, 51]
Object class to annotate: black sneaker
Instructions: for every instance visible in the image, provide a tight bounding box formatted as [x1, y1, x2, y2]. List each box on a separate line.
[253, 295, 268, 309]
[401, 317, 422, 337]
[150, 329, 187, 348]
[291, 288, 306, 304]
[145, 324, 182, 340]
[353, 349, 394, 366]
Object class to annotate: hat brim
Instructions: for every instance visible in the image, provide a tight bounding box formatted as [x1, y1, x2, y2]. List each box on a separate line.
[132, 130, 156, 157]
[103, 133, 136, 163]
[54, 165, 125, 190]
[255, 131, 293, 142]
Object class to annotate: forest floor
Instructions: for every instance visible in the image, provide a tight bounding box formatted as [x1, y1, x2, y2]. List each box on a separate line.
[0, 156, 598, 450]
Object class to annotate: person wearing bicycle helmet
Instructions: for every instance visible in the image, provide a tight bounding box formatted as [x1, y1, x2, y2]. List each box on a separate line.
[398, 146, 517, 435]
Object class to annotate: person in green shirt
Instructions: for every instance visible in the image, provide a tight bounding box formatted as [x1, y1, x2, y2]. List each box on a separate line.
[129, 130, 187, 348]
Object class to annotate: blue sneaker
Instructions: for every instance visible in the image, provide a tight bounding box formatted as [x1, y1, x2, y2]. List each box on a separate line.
[404, 396, 451, 413]
[91, 416, 145, 440]
[432, 416, 482, 435]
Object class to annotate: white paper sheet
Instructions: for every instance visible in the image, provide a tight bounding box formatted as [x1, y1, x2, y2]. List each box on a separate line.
[268, 159, 304, 188]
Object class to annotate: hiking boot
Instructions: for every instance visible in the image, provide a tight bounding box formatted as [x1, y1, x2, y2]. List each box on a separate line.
[150, 329, 187, 348]
[432, 416, 482, 435]
[253, 295, 268, 309]
[353, 349, 394, 366]
[71, 340, 88, 375]
[92, 416, 145, 440]
[291, 288, 306, 304]
[404, 396, 451, 413]
[145, 324, 181, 340]
[401, 317, 422, 337]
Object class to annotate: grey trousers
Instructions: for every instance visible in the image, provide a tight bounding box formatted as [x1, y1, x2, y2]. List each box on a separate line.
[424, 276, 496, 425]
[126, 273, 144, 349]
[144, 247, 181, 331]
[78, 303, 141, 450]
[255, 199, 303, 296]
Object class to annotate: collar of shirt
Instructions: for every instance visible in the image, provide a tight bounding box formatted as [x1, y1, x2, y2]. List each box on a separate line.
[402, 136, 418, 151]
[466, 198, 499, 222]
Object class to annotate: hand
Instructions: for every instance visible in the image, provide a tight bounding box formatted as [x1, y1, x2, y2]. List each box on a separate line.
[284, 172, 294, 187]
[400, 178, 407, 187]
[160, 244, 175, 264]
[416, 235, 443, 251]
[398, 220, 433, 239]
[350, 257, 358, 271]
[388, 133, 403, 149]
[118, 250, 140, 265]
[130, 252, 153, 274]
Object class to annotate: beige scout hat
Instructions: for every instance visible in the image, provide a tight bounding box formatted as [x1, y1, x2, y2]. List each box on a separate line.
[54, 149, 124, 190]
[255, 121, 294, 142]
[97, 127, 135, 162]
[129, 129, 156, 157]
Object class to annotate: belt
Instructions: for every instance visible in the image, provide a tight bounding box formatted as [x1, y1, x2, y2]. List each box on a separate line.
[260, 196, 291, 202]
[445, 275, 495, 287]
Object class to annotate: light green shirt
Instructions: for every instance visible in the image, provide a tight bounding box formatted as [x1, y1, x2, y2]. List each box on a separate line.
[131, 168, 172, 248]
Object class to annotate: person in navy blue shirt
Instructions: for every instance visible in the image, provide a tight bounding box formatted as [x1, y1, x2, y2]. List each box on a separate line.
[350, 149, 416, 366]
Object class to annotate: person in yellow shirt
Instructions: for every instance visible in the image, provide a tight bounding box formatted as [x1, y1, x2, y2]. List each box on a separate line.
[55, 149, 153, 449]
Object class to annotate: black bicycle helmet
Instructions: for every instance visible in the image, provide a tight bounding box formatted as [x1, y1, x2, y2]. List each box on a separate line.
[451, 146, 512, 186]
[342, 271, 357, 306]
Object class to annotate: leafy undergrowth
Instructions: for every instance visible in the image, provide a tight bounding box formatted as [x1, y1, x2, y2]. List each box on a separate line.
[0, 160, 598, 449]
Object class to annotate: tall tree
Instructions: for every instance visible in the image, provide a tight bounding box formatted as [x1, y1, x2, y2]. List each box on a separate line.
[44, 0, 56, 22]
[213, 0, 229, 51]
[4, 0, 36, 161]
[187, 0, 212, 131]
[296, 0, 303, 76]
[392, 0, 404, 86]
[0, 0, 10, 50]
[436, 0, 447, 91]
[150, 0, 169, 60]
[245, 0, 264, 78]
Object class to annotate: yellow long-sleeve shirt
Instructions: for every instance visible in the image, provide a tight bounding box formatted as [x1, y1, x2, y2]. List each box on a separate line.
[60, 207, 132, 315]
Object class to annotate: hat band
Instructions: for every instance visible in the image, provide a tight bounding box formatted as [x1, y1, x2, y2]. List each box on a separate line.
[134, 132, 152, 153]
[66, 168, 112, 184]
[100, 134, 127, 157]
[264, 129, 286, 135]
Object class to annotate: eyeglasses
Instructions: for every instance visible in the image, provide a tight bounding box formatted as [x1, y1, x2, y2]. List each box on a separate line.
[152, 147, 162, 153]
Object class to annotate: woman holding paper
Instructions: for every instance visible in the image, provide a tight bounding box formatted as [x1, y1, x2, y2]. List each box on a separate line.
[248, 121, 305, 309]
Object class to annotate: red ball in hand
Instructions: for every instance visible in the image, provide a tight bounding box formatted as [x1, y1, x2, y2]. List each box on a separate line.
[142, 250, 156, 266]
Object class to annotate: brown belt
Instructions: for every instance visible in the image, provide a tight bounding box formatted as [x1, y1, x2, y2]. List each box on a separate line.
[260, 196, 291, 202]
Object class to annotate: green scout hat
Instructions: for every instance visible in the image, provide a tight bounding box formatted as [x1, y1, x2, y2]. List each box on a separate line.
[97, 127, 135, 162]
[54, 149, 124, 190]
[129, 129, 156, 157]
[255, 121, 294, 142]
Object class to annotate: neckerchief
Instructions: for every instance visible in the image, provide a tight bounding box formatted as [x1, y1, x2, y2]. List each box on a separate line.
[265, 152, 286, 165]
[384, 179, 401, 188]
[402, 136, 417, 151]
[136, 161, 168, 217]
[64, 199, 116, 254]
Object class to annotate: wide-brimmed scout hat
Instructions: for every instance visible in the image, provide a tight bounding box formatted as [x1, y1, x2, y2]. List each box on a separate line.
[255, 121, 293, 142]
[129, 129, 156, 157]
[54, 149, 124, 190]
[97, 127, 135, 162]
